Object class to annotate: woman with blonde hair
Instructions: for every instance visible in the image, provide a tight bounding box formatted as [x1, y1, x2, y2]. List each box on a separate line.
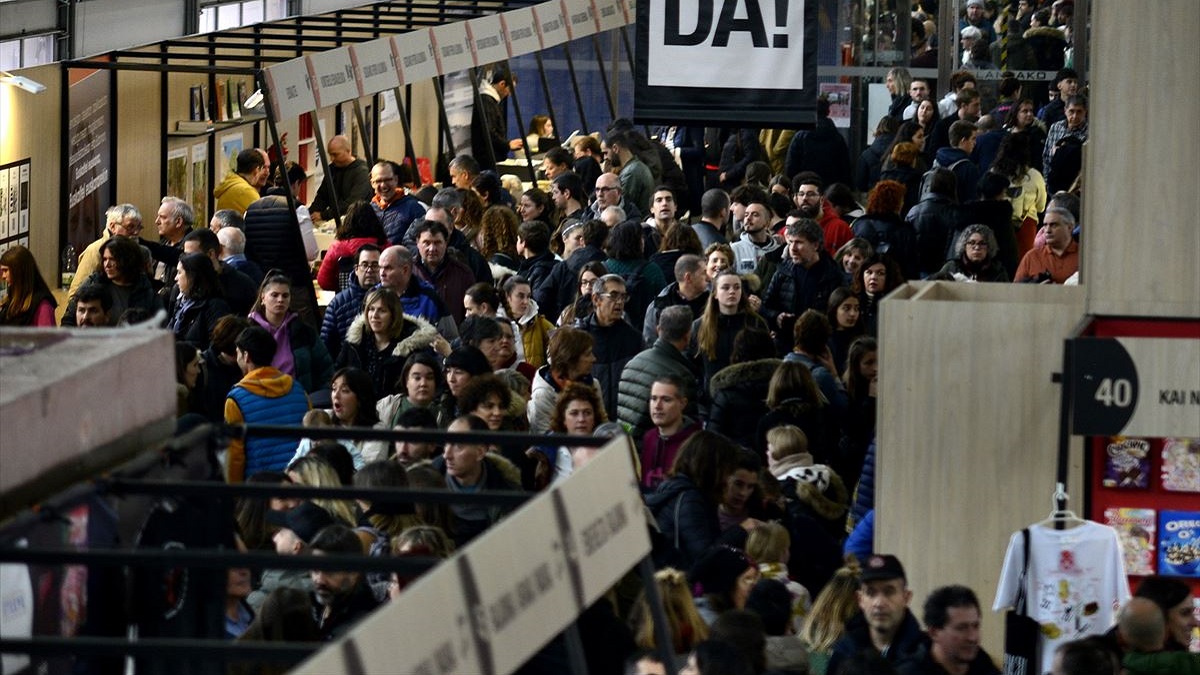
[285, 455, 358, 526]
[799, 565, 861, 675]
[629, 568, 710, 656]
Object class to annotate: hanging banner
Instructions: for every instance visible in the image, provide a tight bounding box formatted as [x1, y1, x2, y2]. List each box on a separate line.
[350, 37, 400, 96]
[307, 46, 361, 109]
[65, 67, 113, 268]
[635, 0, 819, 126]
[1070, 336, 1200, 438]
[561, 0, 599, 40]
[593, 0, 627, 32]
[392, 28, 439, 85]
[501, 7, 543, 58]
[533, 2, 570, 50]
[263, 56, 315, 122]
[467, 14, 510, 68]
[431, 21, 476, 76]
[292, 437, 650, 675]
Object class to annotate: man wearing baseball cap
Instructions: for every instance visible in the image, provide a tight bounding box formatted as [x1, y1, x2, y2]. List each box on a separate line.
[828, 554, 925, 674]
[246, 502, 337, 611]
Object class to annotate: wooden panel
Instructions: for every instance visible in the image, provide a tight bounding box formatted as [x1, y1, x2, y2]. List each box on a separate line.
[0, 63, 63, 284]
[876, 281, 1086, 658]
[116, 70, 162, 237]
[1083, 1, 1200, 318]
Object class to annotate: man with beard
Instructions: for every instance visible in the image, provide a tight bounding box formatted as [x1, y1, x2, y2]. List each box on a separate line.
[730, 189, 782, 274]
[72, 283, 112, 327]
[792, 173, 852, 256]
[306, 524, 379, 640]
[828, 554, 924, 674]
[898, 586, 1000, 675]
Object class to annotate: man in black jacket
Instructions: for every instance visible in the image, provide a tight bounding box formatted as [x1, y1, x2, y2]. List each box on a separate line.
[471, 64, 520, 171]
[516, 220, 556, 293]
[577, 274, 643, 418]
[760, 220, 844, 354]
[828, 555, 925, 674]
[307, 524, 380, 641]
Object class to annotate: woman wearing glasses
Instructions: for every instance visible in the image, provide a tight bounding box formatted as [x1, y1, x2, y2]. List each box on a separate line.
[933, 225, 1009, 283]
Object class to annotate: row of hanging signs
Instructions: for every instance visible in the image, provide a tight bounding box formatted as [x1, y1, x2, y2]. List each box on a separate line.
[263, 0, 633, 122]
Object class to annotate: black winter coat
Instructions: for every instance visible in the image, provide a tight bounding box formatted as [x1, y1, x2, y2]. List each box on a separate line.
[578, 312, 643, 420]
[645, 474, 742, 571]
[853, 213, 919, 281]
[242, 196, 317, 310]
[534, 245, 606, 320]
[692, 312, 770, 396]
[168, 294, 233, 350]
[785, 118, 852, 187]
[517, 250, 557, 296]
[855, 133, 896, 193]
[708, 358, 782, 450]
[905, 193, 961, 277]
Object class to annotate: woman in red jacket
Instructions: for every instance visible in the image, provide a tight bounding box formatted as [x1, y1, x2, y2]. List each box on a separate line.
[315, 201, 387, 291]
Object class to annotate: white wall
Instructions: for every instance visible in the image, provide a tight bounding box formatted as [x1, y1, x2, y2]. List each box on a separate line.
[0, 0, 58, 37]
[74, 0, 188, 58]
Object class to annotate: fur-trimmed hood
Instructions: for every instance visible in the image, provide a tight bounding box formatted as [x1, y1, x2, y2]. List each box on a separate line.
[1023, 25, 1067, 41]
[482, 451, 523, 488]
[784, 464, 849, 521]
[709, 358, 782, 396]
[345, 312, 438, 357]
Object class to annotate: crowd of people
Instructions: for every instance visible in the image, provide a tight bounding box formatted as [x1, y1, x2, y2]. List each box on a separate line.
[3, 2, 1192, 673]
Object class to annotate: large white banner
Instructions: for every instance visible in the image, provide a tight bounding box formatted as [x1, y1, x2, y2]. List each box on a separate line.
[646, 0, 807, 89]
[635, 0, 818, 125]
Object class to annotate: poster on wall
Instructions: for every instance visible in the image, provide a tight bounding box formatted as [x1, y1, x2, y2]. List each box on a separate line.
[1158, 510, 1200, 577]
[1103, 507, 1156, 576]
[65, 68, 113, 269]
[819, 83, 852, 128]
[220, 133, 244, 174]
[1161, 438, 1200, 492]
[635, 0, 819, 126]
[1102, 437, 1151, 489]
[0, 159, 33, 248]
[191, 143, 208, 229]
[166, 148, 188, 201]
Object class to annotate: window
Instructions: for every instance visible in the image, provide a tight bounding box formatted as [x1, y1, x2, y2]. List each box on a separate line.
[0, 34, 55, 70]
[198, 0, 288, 34]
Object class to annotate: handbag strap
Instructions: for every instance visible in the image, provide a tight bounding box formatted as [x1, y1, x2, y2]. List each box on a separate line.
[1015, 528, 1031, 615]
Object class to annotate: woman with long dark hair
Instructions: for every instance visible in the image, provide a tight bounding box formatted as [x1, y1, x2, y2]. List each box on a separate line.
[989, 131, 1047, 259]
[61, 236, 162, 326]
[168, 252, 232, 349]
[693, 270, 769, 397]
[851, 254, 903, 337]
[315, 200, 387, 291]
[0, 245, 57, 326]
[825, 287, 863, 374]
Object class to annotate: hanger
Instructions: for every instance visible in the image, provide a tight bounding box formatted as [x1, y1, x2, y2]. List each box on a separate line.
[1035, 482, 1086, 529]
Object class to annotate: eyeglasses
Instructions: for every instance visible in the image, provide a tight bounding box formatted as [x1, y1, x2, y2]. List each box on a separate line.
[965, 240, 989, 248]
[357, 262, 380, 270]
[600, 292, 629, 301]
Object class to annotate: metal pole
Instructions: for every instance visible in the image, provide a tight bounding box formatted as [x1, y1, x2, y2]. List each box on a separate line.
[561, 41, 590, 133]
[501, 59, 538, 179]
[619, 25, 652, 137]
[562, 623, 590, 675]
[590, 35, 617, 123]
[389, 85, 419, 176]
[534, 51, 561, 148]
[431, 76, 459, 176]
[352, 99, 372, 165]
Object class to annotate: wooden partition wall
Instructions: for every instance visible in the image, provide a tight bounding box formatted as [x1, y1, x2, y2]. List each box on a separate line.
[875, 281, 1086, 657]
[1082, 1, 1200, 318]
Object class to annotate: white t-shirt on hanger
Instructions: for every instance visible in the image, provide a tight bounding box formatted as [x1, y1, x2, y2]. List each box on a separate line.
[993, 521, 1132, 675]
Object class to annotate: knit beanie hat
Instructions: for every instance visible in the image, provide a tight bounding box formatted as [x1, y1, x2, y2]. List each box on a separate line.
[443, 345, 491, 376]
[689, 546, 754, 599]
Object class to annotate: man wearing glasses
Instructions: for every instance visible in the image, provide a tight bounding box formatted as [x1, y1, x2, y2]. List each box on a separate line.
[67, 203, 143, 299]
[320, 244, 382, 360]
[587, 172, 642, 223]
[368, 161, 426, 246]
[577, 273, 643, 418]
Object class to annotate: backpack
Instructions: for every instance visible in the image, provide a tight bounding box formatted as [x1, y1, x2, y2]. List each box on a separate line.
[919, 157, 970, 200]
